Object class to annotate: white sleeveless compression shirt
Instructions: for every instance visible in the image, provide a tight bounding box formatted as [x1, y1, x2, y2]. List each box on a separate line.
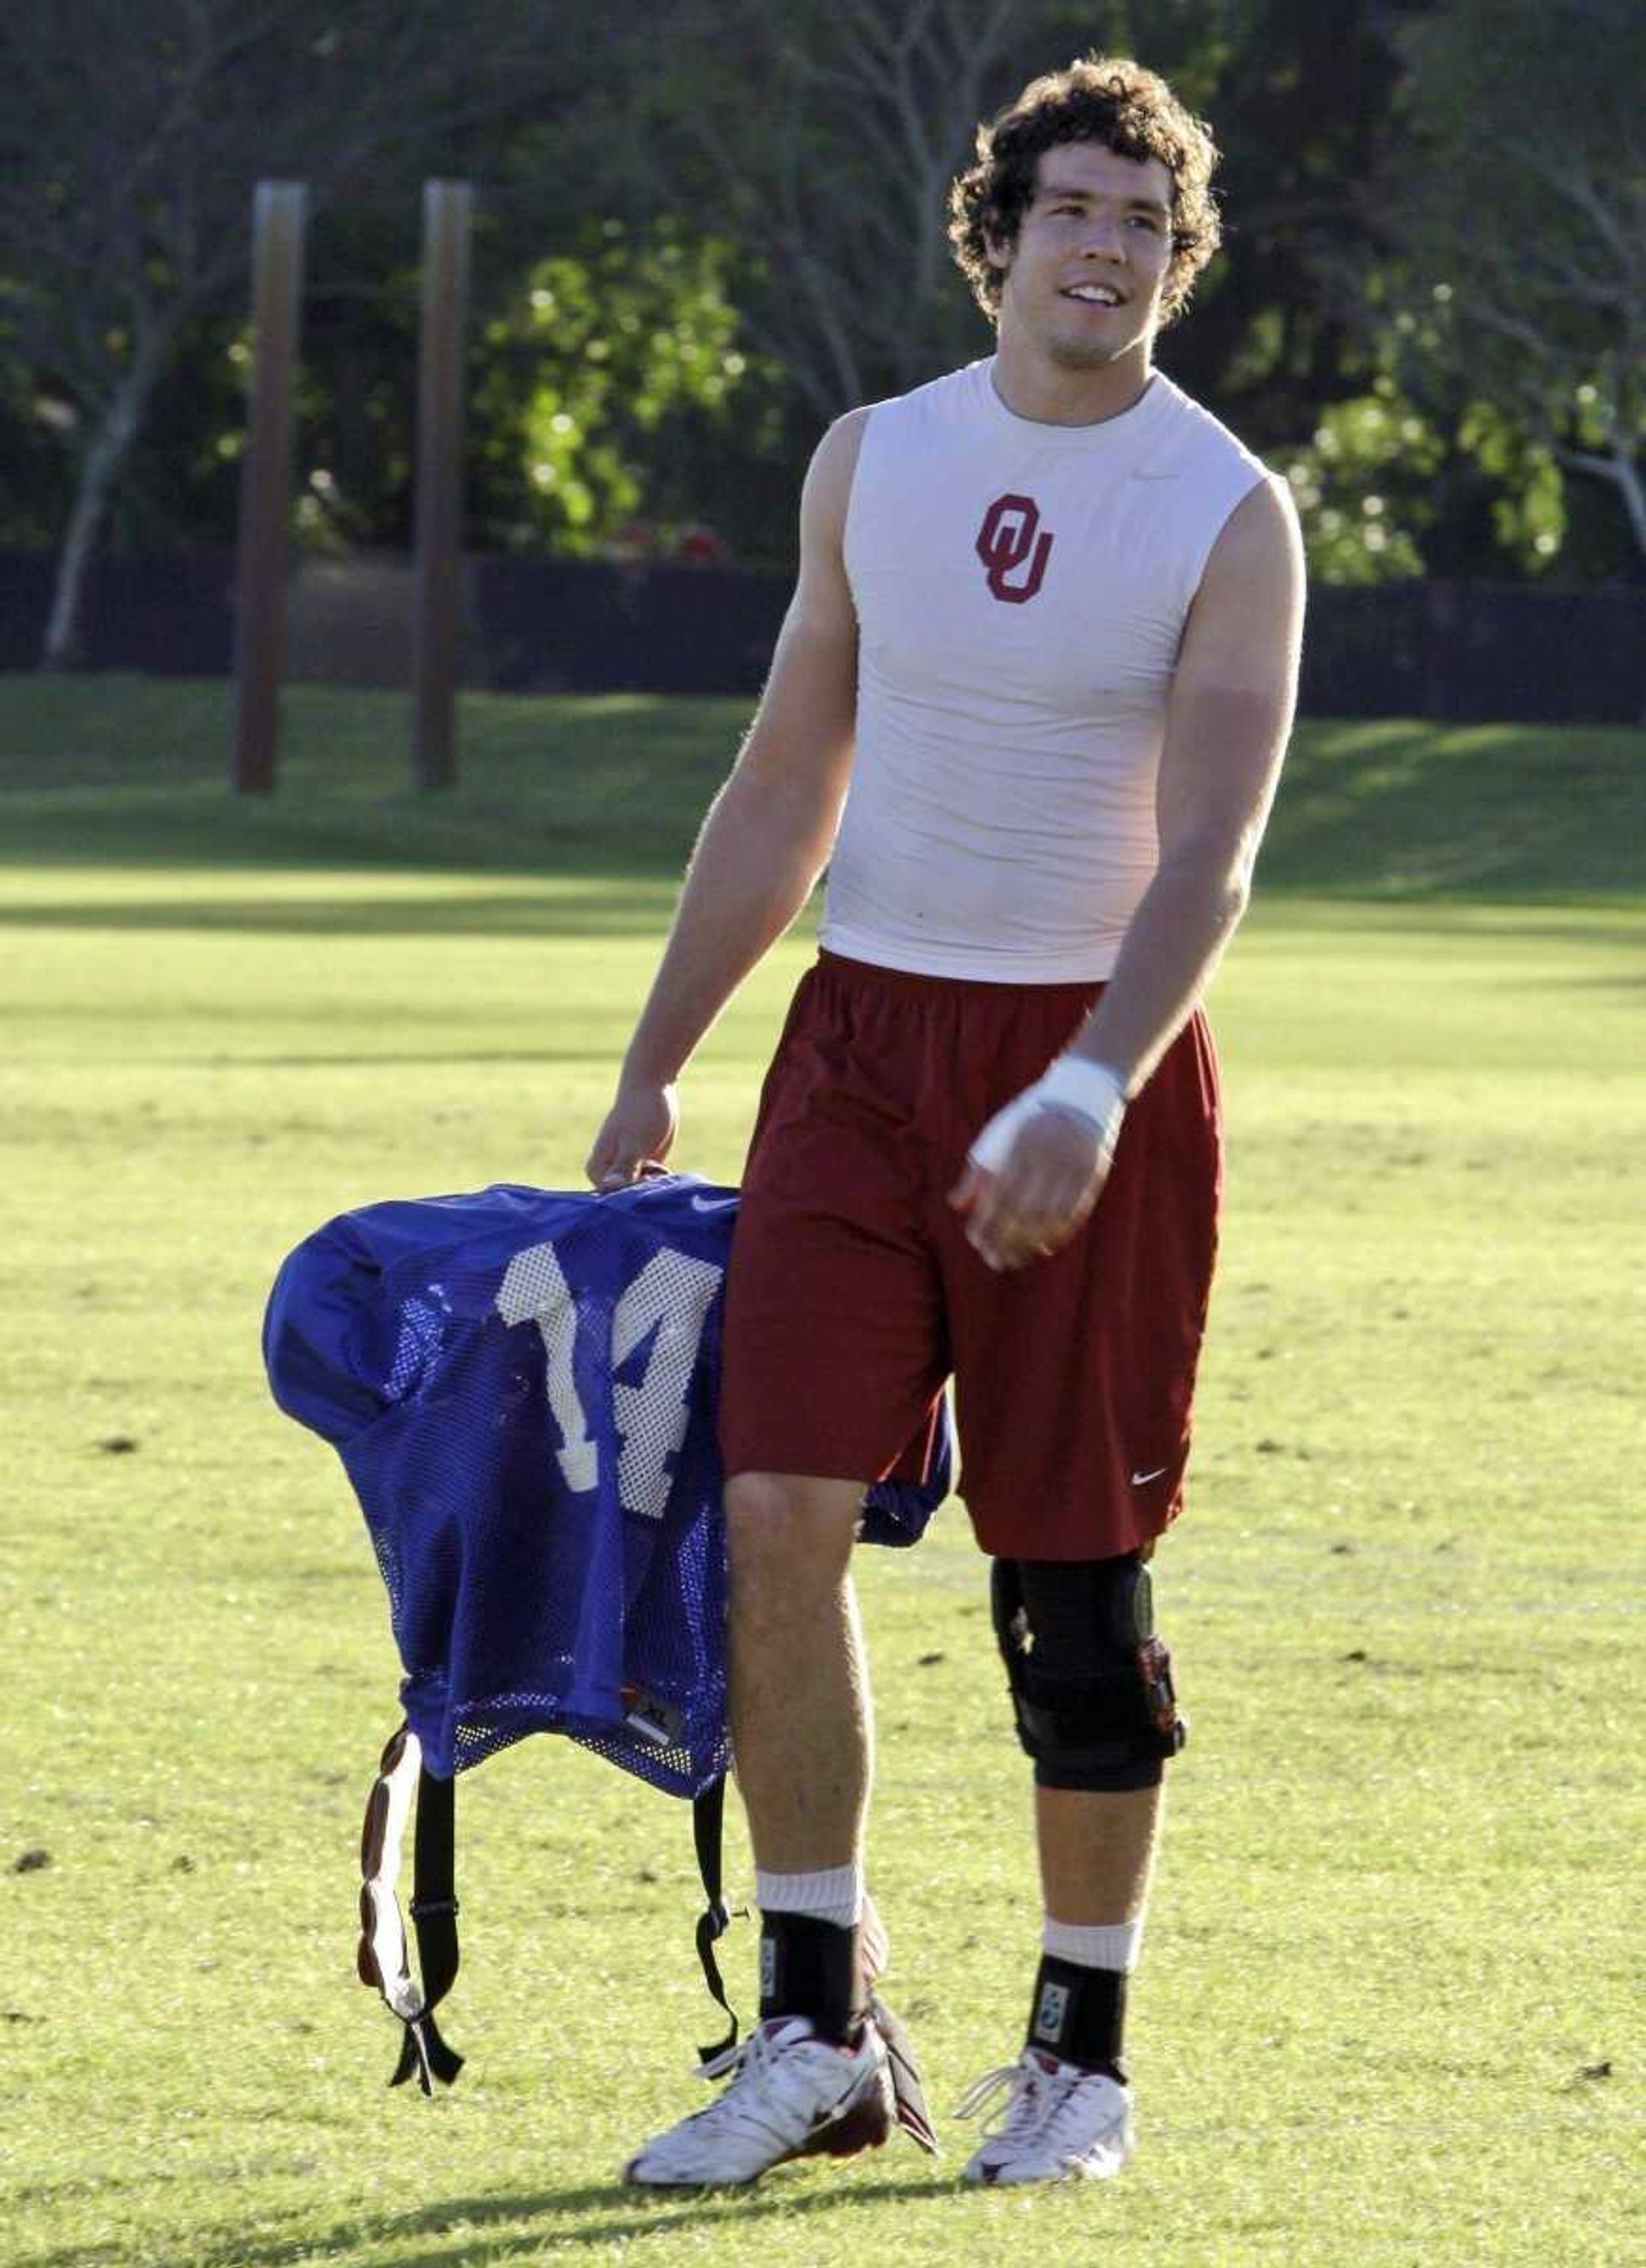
[820, 357, 1269, 982]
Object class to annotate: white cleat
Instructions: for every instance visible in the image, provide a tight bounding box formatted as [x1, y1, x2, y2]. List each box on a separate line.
[956, 2048, 1133, 2186]
[623, 2016, 895, 2188]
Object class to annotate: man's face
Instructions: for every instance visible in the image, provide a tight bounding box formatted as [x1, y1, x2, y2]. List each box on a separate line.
[988, 141, 1176, 370]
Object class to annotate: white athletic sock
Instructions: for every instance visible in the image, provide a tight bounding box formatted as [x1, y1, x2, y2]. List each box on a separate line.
[756, 1862, 863, 1931]
[1042, 1913, 1144, 1973]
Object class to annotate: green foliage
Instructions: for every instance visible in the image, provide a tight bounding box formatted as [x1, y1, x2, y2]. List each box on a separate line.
[3, 2, 1637, 586]
[1375, 0, 1646, 569]
[1284, 361, 1571, 587]
[472, 221, 775, 554]
[1456, 400, 1565, 569]
[1285, 385, 1441, 586]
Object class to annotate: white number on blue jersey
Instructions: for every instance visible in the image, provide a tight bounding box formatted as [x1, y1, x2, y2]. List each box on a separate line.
[610, 1250, 723, 1520]
[495, 1241, 599, 1493]
[495, 1238, 722, 1520]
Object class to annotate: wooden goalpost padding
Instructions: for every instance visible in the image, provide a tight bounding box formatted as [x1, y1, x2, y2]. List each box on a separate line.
[232, 182, 307, 795]
[412, 180, 474, 791]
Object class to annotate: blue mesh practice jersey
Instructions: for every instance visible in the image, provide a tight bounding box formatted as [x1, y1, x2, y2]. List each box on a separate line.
[264, 1176, 951, 1797]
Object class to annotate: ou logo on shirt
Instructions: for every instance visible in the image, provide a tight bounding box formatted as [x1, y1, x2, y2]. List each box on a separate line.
[976, 492, 1054, 604]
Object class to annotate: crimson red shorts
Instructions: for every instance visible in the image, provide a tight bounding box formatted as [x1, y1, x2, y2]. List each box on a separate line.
[718, 952, 1223, 1560]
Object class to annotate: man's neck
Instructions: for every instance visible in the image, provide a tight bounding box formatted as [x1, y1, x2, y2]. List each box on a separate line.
[990, 335, 1155, 428]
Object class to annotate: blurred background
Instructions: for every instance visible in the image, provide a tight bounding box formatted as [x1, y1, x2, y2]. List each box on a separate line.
[1, 0, 1640, 722]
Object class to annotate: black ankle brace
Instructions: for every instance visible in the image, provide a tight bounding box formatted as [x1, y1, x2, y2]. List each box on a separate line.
[759, 1913, 865, 2044]
[1026, 1953, 1128, 2080]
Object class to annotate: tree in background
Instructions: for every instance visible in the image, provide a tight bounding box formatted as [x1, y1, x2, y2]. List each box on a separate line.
[0, 0, 561, 665]
[600, 0, 1047, 420]
[598, 0, 1407, 419]
[1373, 0, 1645, 575]
[1153, 0, 1409, 451]
[1276, 321, 1568, 589]
[469, 220, 777, 556]
[3, 0, 1634, 609]
[586, 0, 1432, 565]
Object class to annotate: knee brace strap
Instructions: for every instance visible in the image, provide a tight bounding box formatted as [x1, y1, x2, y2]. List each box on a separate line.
[992, 1556, 1186, 1792]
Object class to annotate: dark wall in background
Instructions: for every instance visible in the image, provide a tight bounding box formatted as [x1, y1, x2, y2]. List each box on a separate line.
[2, 552, 1641, 724]
[1300, 582, 1645, 727]
[0, 554, 237, 677]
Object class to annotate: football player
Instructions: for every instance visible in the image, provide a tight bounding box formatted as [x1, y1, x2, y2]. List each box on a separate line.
[587, 53, 1304, 2189]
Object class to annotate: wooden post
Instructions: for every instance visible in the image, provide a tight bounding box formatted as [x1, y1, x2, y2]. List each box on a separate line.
[232, 182, 307, 795]
[412, 180, 473, 791]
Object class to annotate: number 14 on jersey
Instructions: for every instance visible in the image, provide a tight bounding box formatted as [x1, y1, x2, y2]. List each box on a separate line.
[495, 1238, 724, 1522]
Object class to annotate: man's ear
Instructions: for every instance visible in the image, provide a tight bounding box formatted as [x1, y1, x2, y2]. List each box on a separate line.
[983, 229, 1012, 274]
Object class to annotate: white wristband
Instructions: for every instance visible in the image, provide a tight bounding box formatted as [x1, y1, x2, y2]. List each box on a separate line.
[967, 1055, 1126, 1174]
[1036, 1054, 1126, 1130]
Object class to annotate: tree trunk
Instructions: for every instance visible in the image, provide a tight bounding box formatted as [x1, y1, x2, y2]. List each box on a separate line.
[40, 344, 164, 671]
[1605, 454, 1646, 564]
[1561, 445, 1646, 568]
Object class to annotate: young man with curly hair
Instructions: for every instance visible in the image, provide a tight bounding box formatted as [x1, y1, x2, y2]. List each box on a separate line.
[587, 55, 1304, 2189]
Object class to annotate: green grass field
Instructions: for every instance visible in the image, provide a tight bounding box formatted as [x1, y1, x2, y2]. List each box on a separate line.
[3, 681, 1643, 2267]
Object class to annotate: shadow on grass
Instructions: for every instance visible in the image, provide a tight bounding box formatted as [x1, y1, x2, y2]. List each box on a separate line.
[0, 891, 678, 939]
[20, 2169, 963, 2268]
[1252, 716, 1646, 902]
[1, 684, 1643, 902]
[1246, 900, 1646, 949]
[3, 895, 1638, 954]
[0, 807, 704, 881]
[165, 1049, 649, 1069]
[0, 679, 742, 881]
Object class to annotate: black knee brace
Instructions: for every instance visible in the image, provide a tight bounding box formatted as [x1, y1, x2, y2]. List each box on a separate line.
[991, 1554, 1186, 1791]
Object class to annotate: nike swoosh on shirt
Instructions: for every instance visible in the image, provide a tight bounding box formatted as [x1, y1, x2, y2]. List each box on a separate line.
[1130, 1465, 1169, 1486]
[690, 1194, 738, 1212]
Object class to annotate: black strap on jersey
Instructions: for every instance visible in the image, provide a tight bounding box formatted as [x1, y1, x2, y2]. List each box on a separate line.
[357, 1726, 740, 2092]
[356, 1725, 465, 2096]
[393, 1764, 462, 2091]
[691, 1772, 742, 2063]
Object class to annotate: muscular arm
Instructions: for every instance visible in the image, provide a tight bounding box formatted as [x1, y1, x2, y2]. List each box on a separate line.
[1072, 472, 1306, 1083]
[586, 409, 868, 1186]
[954, 474, 1306, 1267]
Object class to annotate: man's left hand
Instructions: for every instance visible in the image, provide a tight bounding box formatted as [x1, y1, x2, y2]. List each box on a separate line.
[948, 1107, 1114, 1272]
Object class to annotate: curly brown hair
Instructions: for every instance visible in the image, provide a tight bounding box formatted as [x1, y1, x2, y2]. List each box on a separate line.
[948, 56, 1222, 328]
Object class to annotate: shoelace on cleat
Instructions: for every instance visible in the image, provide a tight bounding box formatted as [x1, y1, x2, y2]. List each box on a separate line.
[954, 2054, 1125, 2157]
[675, 2022, 862, 2152]
[955, 2056, 1047, 2135]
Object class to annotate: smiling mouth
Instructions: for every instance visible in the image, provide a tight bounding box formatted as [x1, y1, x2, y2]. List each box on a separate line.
[1061, 286, 1124, 308]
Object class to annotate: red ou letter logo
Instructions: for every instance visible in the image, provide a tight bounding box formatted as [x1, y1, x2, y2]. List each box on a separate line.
[976, 493, 1054, 604]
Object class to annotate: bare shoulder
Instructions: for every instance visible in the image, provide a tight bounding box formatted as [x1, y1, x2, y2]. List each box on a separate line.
[801, 406, 874, 549]
[1180, 472, 1305, 679]
[1204, 472, 1305, 585]
[813, 403, 874, 480]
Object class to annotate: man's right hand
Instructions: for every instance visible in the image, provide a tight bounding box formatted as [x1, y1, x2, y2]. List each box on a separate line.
[584, 1078, 679, 1189]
